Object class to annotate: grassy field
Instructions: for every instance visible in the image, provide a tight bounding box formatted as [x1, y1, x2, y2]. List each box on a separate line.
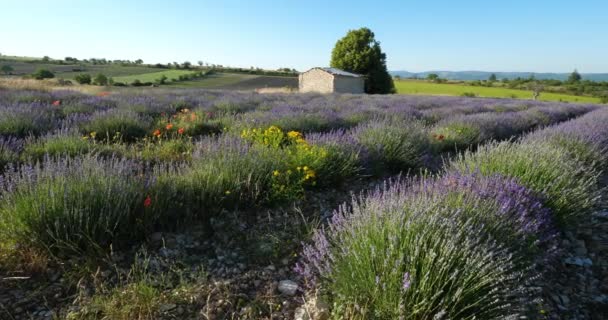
[164, 73, 297, 89]
[112, 70, 198, 83]
[395, 80, 602, 103]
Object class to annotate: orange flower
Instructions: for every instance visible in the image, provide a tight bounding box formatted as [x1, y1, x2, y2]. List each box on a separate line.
[190, 113, 197, 121]
[153, 129, 161, 137]
[52, 100, 61, 106]
[166, 123, 174, 130]
[178, 128, 185, 135]
[143, 195, 152, 208]
[97, 91, 110, 97]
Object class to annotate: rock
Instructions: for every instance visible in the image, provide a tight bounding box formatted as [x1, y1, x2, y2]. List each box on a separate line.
[150, 232, 163, 242]
[278, 280, 299, 296]
[160, 303, 177, 312]
[266, 265, 276, 271]
[592, 211, 608, 220]
[574, 240, 588, 256]
[564, 257, 593, 267]
[560, 294, 570, 305]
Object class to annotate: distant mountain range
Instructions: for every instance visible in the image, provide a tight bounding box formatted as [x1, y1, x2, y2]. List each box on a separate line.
[390, 70, 608, 82]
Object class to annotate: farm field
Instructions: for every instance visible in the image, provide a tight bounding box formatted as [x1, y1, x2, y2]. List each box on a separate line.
[1, 60, 162, 79]
[395, 79, 602, 103]
[164, 73, 298, 89]
[111, 70, 198, 83]
[0, 88, 607, 319]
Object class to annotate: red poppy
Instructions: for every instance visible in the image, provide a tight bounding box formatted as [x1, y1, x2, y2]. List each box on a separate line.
[178, 128, 185, 135]
[52, 100, 61, 106]
[166, 123, 174, 130]
[153, 129, 161, 137]
[143, 195, 152, 208]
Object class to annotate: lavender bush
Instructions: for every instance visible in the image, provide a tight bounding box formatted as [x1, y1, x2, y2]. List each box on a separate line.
[450, 139, 602, 226]
[0, 156, 149, 253]
[297, 178, 536, 319]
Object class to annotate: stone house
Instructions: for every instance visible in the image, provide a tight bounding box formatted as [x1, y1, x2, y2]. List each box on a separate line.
[299, 67, 365, 94]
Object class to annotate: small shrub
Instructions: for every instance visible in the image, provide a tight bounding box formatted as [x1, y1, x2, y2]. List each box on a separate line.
[156, 109, 221, 137]
[32, 69, 55, 80]
[93, 73, 109, 86]
[83, 110, 152, 142]
[0, 156, 150, 254]
[136, 137, 194, 163]
[0, 108, 55, 138]
[353, 119, 430, 173]
[297, 180, 534, 319]
[461, 92, 477, 97]
[430, 122, 481, 152]
[21, 132, 92, 161]
[0, 137, 21, 170]
[450, 140, 602, 225]
[74, 73, 92, 85]
[150, 136, 283, 225]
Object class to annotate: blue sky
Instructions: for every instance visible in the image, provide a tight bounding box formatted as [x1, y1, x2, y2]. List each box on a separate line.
[1, 0, 607, 72]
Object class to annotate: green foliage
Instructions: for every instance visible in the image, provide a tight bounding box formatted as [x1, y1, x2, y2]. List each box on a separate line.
[74, 73, 92, 85]
[0, 157, 149, 253]
[330, 27, 395, 94]
[136, 138, 193, 163]
[322, 203, 529, 319]
[430, 123, 482, 152]
[488, 73, 497, 82]
[450, 140, 602, 226]
[1, 64, 13, 75]
[355, 120, 430, 173]
[568, 69, 582, 83]
[32, 68, 55, 80]
[426, 73, 439, 81]
[22, 134, 92, 161]
[83, 111, 151, 142]
[93, 73, 109, 85]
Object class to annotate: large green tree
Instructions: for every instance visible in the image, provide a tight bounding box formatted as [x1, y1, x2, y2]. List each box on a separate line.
[568, 69, 582, 83]
[330, 27, 395, 94]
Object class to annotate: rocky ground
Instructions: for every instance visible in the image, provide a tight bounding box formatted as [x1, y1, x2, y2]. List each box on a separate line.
[1, 175, 606, 320]
[539, 209, 608, 320]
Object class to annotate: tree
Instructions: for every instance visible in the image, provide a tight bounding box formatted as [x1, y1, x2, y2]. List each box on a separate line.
[427, 73, 439, 81]
[32, 69, 54, 79]
[330, 27, 395, 94]
[1, 64, 13, 75]
[75, 73, 92, 84]
[198, 61, 204, 67]
[135, 59, 144, 64]
[93, 73, 108, 85]
[182, 61, 192, 69]
[42, 56, 51, 62]
[157, 74, 168, 85]
[568, 69, 582, 83]
[488, 73, 497, 82]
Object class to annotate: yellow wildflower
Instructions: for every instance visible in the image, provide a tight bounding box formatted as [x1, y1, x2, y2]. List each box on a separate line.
[273, 170, 280, 176]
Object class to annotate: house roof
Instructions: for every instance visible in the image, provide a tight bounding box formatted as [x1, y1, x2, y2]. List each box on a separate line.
[305, 67, 363, 78]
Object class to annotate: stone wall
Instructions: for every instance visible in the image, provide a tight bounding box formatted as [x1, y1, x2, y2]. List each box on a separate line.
[333, 76, 365, 94]
[299, 69, 334, 93]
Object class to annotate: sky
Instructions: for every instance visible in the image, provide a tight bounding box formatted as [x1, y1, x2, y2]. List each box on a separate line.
[1, 0, 607, 73]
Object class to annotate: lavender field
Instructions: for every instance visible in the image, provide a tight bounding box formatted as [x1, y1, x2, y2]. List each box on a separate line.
[0, 88, 607, 319]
